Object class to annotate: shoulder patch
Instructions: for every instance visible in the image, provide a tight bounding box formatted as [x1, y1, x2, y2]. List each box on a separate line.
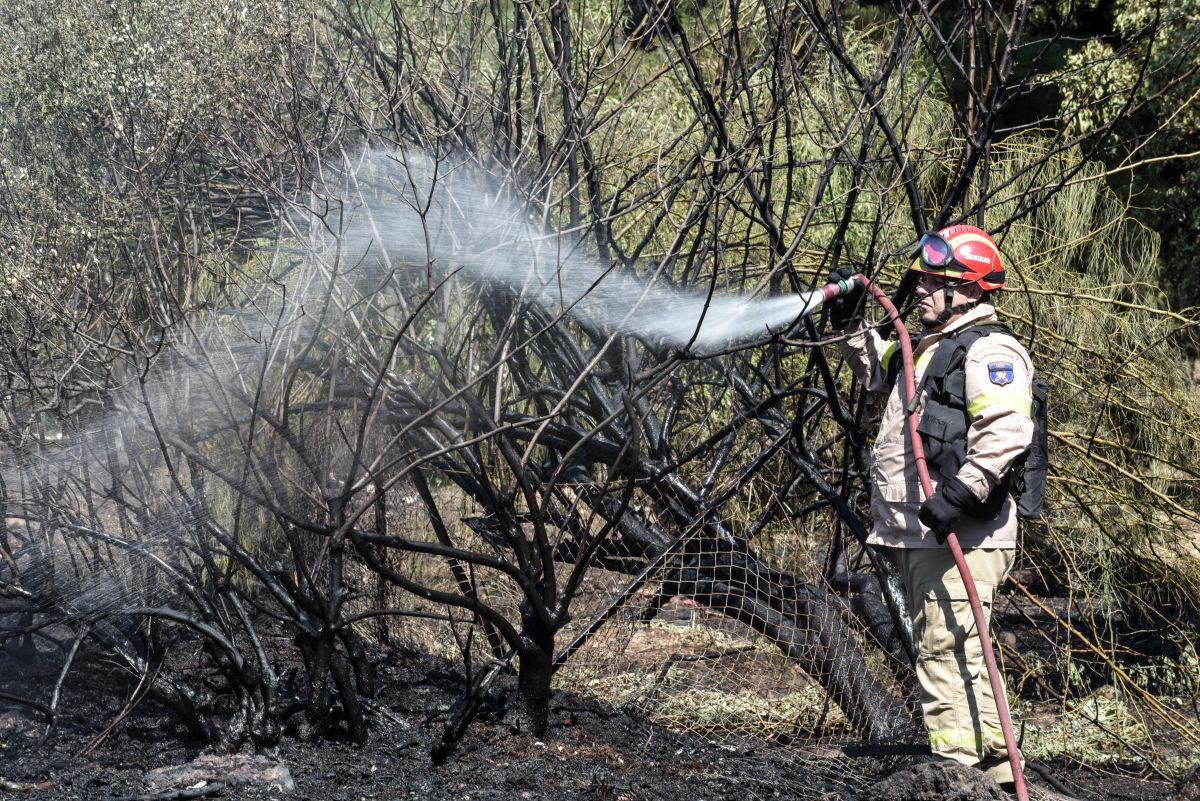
[988, 362, 1014, 386]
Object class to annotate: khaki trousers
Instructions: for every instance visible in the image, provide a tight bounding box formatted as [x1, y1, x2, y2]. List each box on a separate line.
[894, 547, 1019, 784]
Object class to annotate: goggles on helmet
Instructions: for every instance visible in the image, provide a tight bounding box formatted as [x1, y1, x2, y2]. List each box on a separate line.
[911, 231, 960, 271]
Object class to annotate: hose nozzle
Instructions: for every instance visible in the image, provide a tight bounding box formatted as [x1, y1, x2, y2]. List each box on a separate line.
[796, 275, 862, 317]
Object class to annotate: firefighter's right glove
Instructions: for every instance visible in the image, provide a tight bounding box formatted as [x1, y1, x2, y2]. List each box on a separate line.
[918, 476, 976, 544]
[826, 266, 864, 330]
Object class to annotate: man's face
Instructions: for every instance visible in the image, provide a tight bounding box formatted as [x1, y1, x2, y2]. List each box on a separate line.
[914, 272, 982, 328]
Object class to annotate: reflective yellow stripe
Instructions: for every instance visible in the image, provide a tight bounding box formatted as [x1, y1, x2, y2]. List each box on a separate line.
[928, 725, 1006, 755]
[968, 392, 1032, 418]
[880, 343, 933, 374]
[881, 341, 897, 372]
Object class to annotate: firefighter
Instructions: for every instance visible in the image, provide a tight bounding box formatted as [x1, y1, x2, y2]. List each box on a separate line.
[828, 226, 1033, 790]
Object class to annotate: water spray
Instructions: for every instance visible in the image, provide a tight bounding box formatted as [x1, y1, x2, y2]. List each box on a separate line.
[333, 154, 879, 350]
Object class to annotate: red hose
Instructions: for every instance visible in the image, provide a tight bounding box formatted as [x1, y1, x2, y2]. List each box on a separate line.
[848, 274, 1028, 800]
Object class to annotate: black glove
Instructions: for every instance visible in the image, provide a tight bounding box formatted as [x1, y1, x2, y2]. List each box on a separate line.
[918, 475, 977, 544]
[826, 265, 864, 330]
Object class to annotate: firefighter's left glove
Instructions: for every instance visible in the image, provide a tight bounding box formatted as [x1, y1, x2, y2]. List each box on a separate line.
[918, 476, 976, 544]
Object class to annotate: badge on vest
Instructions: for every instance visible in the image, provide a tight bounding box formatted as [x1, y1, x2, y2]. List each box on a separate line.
[988, 362, 1014, 386]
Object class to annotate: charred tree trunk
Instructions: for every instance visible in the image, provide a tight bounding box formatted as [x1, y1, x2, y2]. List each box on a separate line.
[374, 480, 391, 649]
[509, 599, 556, 737]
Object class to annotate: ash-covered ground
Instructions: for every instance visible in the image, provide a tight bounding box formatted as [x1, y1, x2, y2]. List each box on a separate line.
[0, 641, 1176, 801]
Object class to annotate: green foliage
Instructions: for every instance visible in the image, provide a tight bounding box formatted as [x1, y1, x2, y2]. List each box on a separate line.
[0, 0, 289, 298]
[1057, 0, 1200, 308]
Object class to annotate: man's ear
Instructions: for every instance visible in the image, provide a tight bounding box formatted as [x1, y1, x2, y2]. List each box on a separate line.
[963, 281, 984, 301]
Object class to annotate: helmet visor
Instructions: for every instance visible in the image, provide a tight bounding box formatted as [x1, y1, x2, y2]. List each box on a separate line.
[912, 232, 954, 269]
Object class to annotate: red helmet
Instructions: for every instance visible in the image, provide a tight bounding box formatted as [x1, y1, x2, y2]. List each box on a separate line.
[910, 225, 1005, 291]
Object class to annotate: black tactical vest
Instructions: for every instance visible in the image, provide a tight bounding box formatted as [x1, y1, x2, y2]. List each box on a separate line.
[885, 322, 1048, 521]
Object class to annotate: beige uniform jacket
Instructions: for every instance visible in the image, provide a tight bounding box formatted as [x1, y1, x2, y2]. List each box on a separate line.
[837, 303, 1034, 549]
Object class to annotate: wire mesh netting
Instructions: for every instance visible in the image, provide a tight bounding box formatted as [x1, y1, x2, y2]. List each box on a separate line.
[554, 583, 889, 742]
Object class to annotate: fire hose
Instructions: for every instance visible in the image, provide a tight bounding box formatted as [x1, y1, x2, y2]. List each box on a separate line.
[806, 273, 1028, 800]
